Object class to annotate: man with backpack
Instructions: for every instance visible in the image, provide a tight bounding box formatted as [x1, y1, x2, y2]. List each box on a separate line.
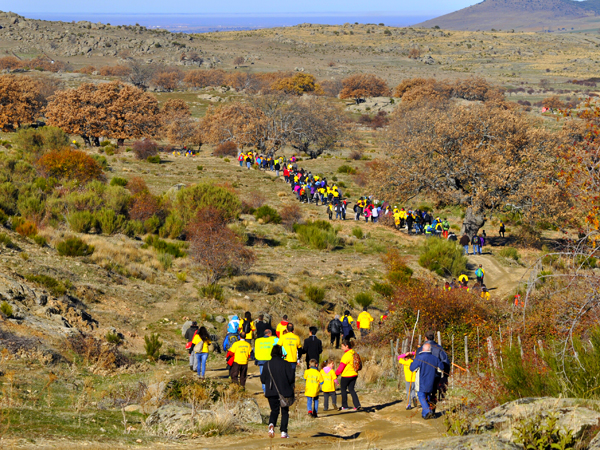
[417, 331, 450, 414]
[239, 311, 256, 341]
[341, 311, 355, 340]
[327, 315, 343, 349]
[442, 218, 450, 239]
[281, 323, 302, 371]
[471, 234, 480, 255]
[475, 265, 485, 285]
[255, 329, 279, 393]
[410, 343, 444, 419]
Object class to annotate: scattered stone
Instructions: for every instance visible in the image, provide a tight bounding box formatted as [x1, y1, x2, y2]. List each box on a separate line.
[181, 320, 193, 337]
[229, 399, 262, 424]
[145, 404, 214, 433]
[483, 397, 600, 441]
[124, 404, 141, 412]
[215, 316, 226, 323]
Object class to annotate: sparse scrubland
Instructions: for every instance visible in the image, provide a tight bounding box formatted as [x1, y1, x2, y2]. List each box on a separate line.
[1, 10, 600, 450]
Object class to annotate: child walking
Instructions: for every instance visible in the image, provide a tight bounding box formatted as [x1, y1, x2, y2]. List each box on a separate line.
[304, 359, 323, 418]
[398, 352, 418, 409]
[320, 359, 338, 411]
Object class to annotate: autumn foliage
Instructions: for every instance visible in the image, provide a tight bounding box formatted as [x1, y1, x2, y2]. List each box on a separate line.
[45, 81, 160, 146]
[339, 74, 390, 102]
[393, 77, 504, 104]
[186, 207, 254, 284]
[0, 75, 44, 131]
[37, 149, 105, 183]
[271, 73, 322, 95]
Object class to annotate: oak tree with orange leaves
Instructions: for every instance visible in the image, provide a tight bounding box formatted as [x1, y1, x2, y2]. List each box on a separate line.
[339, 74, 390, 103]
[45, 81, 160, 146]
[0, 75, 44, 131]
[369, 100, 568, 237]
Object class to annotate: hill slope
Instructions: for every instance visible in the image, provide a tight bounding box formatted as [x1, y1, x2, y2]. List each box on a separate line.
[417, 0, 600, 31]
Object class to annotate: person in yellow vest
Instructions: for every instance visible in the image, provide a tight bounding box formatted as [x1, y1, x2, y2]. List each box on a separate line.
[255, 329, 280, 393]
[320, 359, 338, 411]
[239, 311, 256, 340]
[356, 308, 374, 338]
[398, 352, 417, 409]
[281, 323, 302, 370]
[481, 286, 491, 301]
[229, 332, 252, 387]
[304, 359, 324, 417]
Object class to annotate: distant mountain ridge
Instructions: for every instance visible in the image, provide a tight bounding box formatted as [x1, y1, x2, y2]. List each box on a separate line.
[417, 0, 600, 31]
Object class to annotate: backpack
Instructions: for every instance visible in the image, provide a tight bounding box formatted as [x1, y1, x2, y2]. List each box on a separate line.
[353, 351, 363, 372]
[242, 319, 251, 334]
[476, 268, 483, 278]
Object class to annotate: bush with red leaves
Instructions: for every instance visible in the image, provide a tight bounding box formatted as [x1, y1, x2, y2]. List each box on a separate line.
[132, 140, 158, 160]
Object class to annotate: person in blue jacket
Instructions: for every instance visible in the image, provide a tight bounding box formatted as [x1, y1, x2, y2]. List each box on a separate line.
[410, 343, 444, 420]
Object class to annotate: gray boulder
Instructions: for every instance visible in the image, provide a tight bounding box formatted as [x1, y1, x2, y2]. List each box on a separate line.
[181, 320, 193, 337]
[229, 399, 262, 424]
[145, 404, 214, 434]
[484, 397, 600, 441]
[407, 435, 520, 449]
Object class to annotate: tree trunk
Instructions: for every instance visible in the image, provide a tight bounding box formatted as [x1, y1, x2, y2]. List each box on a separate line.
[82, 135, 91, 147]
[92, 136, 100, 147]
[117, 138, 125, 147]
[461, 206, 486, 238]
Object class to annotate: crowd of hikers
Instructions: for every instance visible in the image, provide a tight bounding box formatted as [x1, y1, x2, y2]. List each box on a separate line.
[184, 306, 454, 437]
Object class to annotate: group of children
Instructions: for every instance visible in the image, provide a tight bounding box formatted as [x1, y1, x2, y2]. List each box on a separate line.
[303, 359, 338, 417]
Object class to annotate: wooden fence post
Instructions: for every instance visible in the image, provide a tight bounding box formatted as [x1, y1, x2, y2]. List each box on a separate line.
[464, 335, 469, 372]
[487, 336, 498, 369]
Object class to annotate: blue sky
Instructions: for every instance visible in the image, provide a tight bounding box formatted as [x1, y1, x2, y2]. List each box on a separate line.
[6, 0, 480, 16]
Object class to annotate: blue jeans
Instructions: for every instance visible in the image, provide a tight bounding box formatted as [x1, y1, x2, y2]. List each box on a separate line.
[472, 244, 479, 254]
[463, 245, 469, 255]
[258, 361, 266, 393]
[239, 160, 243, 167]
[246, 162, 251, 169]
[290, 363, 297, 371]
[307, 396, 319, 414]
[417, 391, 432, 418]
[196, 352, 208, 377]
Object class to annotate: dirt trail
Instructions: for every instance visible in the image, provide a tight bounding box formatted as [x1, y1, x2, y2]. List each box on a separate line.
[200, 363, 446, 450]
[467, 253, 528, 299]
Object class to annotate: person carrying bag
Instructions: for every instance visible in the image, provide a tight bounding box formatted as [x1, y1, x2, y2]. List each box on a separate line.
[260, 345, 295, 439]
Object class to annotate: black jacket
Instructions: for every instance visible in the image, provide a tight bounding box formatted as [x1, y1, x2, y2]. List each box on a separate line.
[302, 335, 323, 364]
[260, 357, 295, 398]
[459, 235, 470, 246]
[328, 319, 342, 334]
[184, 325, 198, 342]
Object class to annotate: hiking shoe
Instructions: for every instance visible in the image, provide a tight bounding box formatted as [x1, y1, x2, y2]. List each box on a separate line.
[312, 412, 318, 418]
[189, 366, 195, 372]
[406, 405, 413, 410]
[268, 424, 274, 438]
[281, 432, 289, 438]
[307, 410, 313, 416]
[339, 407, 350, 411]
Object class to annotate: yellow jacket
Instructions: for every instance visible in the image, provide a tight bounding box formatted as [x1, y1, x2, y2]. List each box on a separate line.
[340, 349, 357, 377]
[192, 334, 210, 353]
[281, 332, 302, 363]
[399, 357, 417, 382]
[357, 311, 374, 330]
[303, 368, 324, 397]
[320, 368, 337, 392]
[230, 340, 252, 365]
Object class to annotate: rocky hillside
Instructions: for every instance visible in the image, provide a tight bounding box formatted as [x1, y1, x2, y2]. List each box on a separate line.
[417, 0, 600, 31]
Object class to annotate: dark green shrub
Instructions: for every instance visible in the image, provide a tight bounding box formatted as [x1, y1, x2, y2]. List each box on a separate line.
[56, 237, 94, 257]
[304, 285, 325, 303]
[110, 177, 128, 187]
[147, 155, 161, 164]
[499, 247, 520, 261]
[0, 233, 17, 249]
[106, 332, 123, 345]
[24, 273, 68, 296]
[354, 292, 373, 308]
[144, 215, 161, 234]
[123, 220, 145, 237]
[14, 126, 69, 155]
[33, 235, 47, 247]
[293, 220, 341, 250]
[418, 238, 467, 278]
[95, 208, 125, 235]
[159, 214, 185, 239]
[254, 205, 282, 224]
[372, 282, 394, 298]
[91, 154, 109, 169]
[68, 211, 96, 233]
[0, 301, 13, 318]
[176, 183, 242, 224]
[199, 284, 224, 301]
[337, 165, 356, 174]
[144, 235, 186, 258]
[0, 208, 7, 226]
[352, 227, 364, 239]
[144, 333, 163, 361]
